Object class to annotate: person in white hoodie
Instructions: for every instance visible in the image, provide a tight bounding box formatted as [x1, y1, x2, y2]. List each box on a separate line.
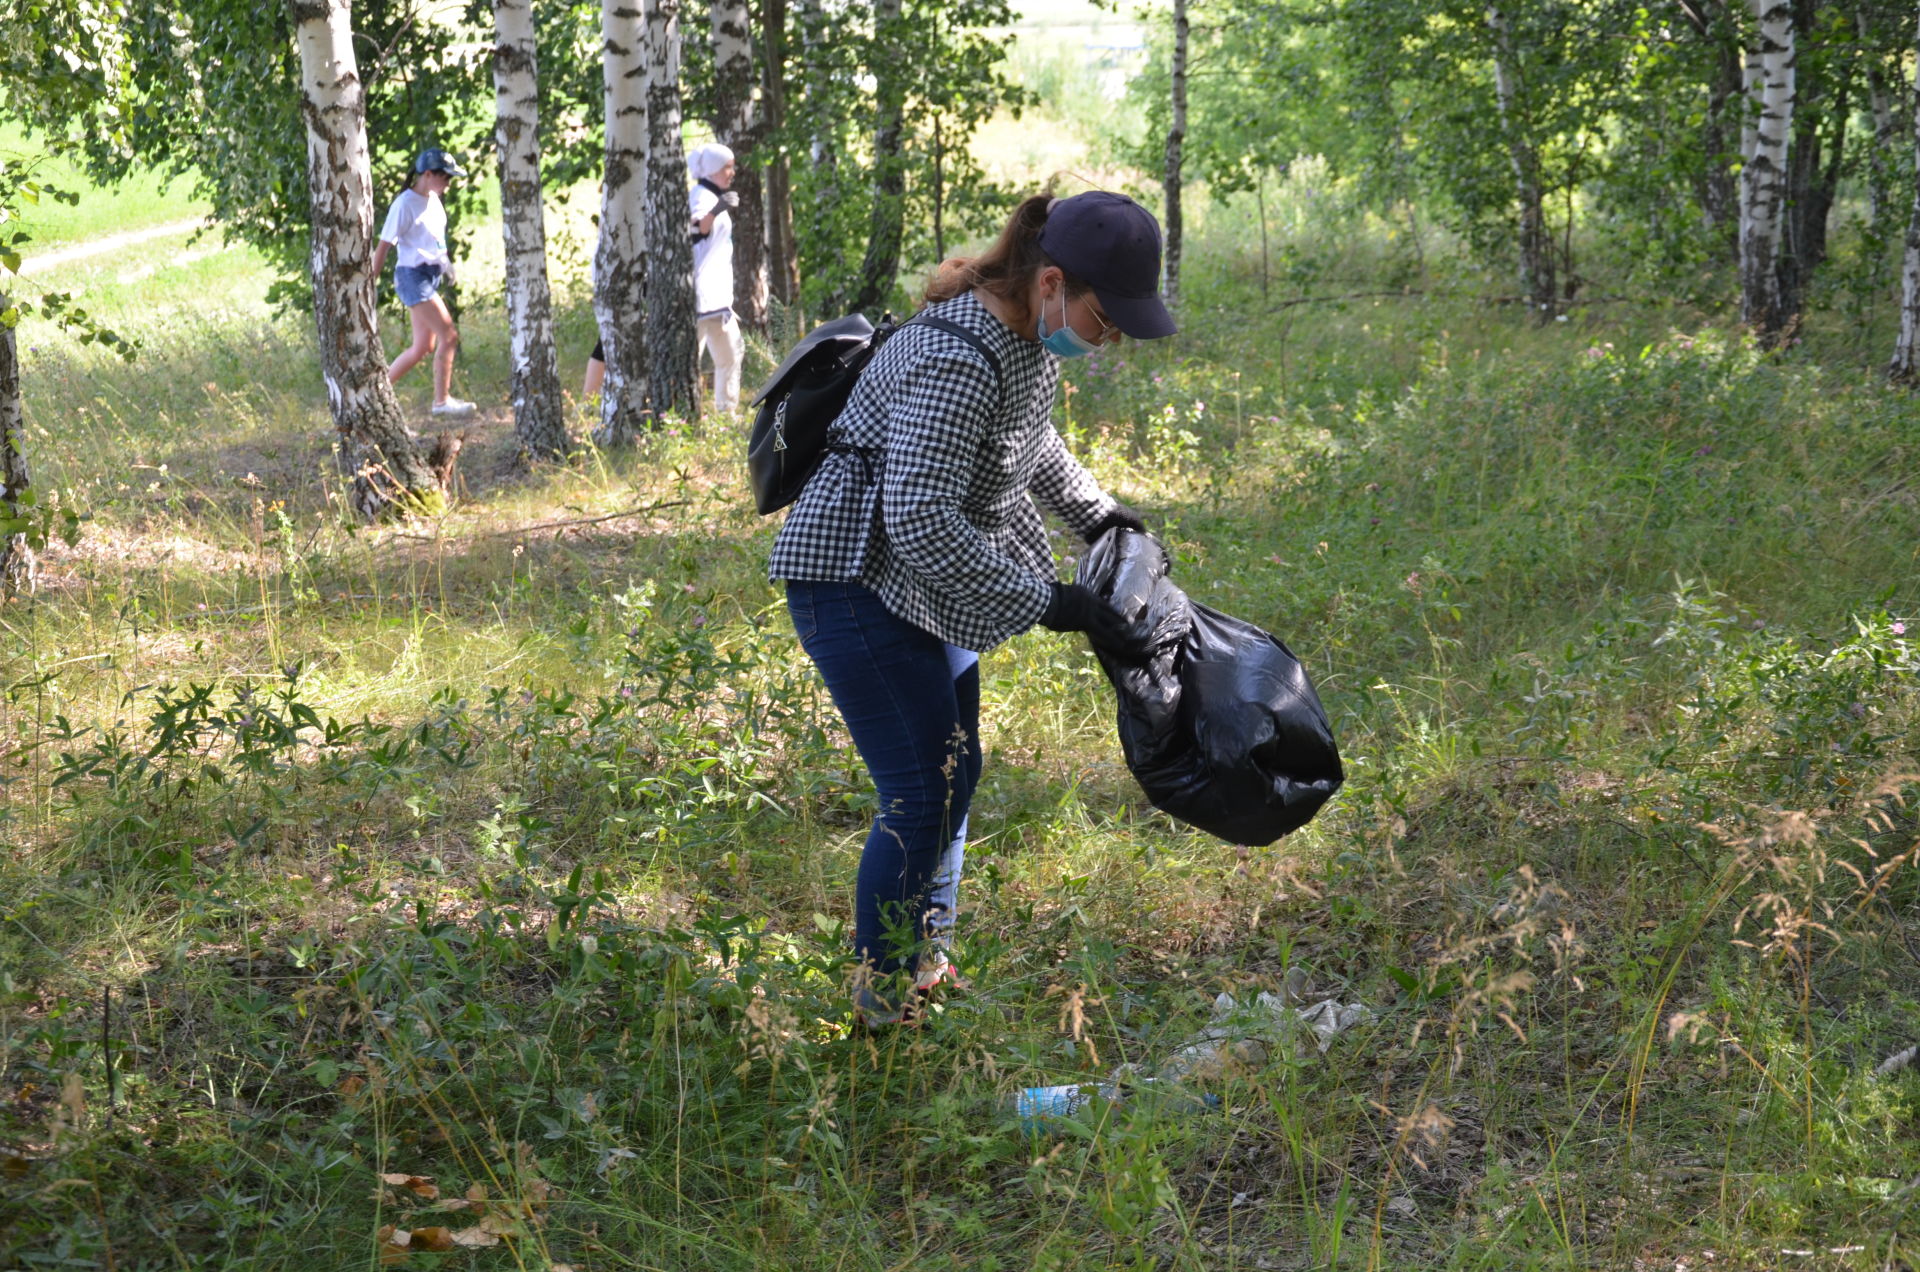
[371, 148, 476, 418]
[687, 143, 744, 414]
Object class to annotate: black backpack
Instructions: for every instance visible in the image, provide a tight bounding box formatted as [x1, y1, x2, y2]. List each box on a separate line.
[745, 311, 1003, 516]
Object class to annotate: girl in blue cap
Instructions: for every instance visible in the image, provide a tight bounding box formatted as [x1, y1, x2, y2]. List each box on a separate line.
[769, 190, 1177, 1025]
[372, 148, 476, 418]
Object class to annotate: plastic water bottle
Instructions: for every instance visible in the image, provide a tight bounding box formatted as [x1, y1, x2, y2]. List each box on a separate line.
[1013, 1079, 1220, 1133]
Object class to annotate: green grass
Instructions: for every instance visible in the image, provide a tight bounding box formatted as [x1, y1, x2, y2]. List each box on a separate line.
[3, 149, 1919, 1271]
[1, 120, 212, 252]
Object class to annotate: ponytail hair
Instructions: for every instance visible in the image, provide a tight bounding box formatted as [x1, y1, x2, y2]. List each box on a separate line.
[922, 192, 1090, 326]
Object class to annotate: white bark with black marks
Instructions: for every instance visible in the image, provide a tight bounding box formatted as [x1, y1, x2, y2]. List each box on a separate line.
[711, 0, 769, 331]
[492, 0, 569, 461]
[0, 299, 33, 595]
[1163, 0, 1187, 314]
[290, 0, 444, 519]
[1888, 7, 1920, 382]
[644, 0, 700, 416]
[1488, 4, 1553, 320]
[596, 0, 650, 446]
[1740, 0, 1795, 344]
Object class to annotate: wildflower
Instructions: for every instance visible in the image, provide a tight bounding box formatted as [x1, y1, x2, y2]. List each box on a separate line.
[1895, 622, 1908, 636]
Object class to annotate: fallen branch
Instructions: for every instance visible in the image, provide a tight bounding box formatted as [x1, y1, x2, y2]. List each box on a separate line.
[386, 500, 693, 544]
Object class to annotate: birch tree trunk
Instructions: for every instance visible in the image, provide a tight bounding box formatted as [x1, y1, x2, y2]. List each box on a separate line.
[1488, 4, 1554, 320]
[848, 0, 907, 314]
[0, 299, 33, 595]
[1163, 0, 1187, 313]
[761, 0, 800, 309]
[290, 0, 445, 519]
[1887, 6, 1920, 382]
[1739, 44, 1762, 251]
[1740, 0, 1796, 345]
[596, 0, 651, 446]
[643, 0, 700, 417]
[492, 0, 569, 462]
[712, 0, 770, 333]
[1860, 6, 1895, 237]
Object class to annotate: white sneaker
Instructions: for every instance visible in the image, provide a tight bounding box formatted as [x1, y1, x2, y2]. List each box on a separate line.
[430, 397, 477, 418]
[912, 946, 968, 995]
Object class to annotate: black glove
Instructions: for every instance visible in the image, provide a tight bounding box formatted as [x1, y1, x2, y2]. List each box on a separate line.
[1083, 502, 1147, 544]
[1039, 582, 1136, 653]
[720, 190, 740, 209]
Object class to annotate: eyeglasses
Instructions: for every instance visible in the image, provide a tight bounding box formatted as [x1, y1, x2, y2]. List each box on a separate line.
[1082, 297, 1120, 344]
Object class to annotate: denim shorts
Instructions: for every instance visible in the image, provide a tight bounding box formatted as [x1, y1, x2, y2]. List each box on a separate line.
[395, 263, 443, 308]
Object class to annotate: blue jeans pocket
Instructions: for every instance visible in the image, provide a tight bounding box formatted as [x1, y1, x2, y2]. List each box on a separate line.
[784, 581, 820, 645]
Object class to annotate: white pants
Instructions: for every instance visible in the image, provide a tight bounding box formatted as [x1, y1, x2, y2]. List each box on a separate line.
[696, 310, 744, 413]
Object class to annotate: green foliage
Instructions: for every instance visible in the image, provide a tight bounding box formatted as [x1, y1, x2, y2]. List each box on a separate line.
[778, 0, 1031, 313]
[17, 0, 492, 310]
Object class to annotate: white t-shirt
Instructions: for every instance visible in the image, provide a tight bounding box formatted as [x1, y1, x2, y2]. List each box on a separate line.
[378, 188, 450, 269]
[689, 183, 733, 316]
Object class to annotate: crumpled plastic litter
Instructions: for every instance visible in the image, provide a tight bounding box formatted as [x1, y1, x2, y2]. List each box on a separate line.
[1016, 973, 1374, 1131]
[1140, 970, 1375, 1084]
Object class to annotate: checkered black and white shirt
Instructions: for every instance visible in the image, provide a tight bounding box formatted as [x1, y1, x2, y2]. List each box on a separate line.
[768, 291, 1118, 652]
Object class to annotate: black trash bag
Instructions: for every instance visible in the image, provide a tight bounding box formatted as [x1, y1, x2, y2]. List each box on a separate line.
[1077, 528, 1343, 845]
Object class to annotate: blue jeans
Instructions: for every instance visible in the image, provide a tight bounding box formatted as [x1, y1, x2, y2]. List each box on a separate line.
[395, 263, 444, 307]
[786, 580, 980, 976]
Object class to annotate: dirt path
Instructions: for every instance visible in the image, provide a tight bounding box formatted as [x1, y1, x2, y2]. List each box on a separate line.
[21, 216, 216, 277]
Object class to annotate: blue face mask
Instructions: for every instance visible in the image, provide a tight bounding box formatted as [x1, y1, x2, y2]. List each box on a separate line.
[1037, 289, 1100, 359]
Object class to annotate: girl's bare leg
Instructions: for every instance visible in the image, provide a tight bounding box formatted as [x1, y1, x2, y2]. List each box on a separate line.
[389, 301, 440, 384]
[421, 296, 459, 404]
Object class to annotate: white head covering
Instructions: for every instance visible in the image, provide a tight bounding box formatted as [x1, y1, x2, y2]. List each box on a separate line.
[688, 143, 735, 182]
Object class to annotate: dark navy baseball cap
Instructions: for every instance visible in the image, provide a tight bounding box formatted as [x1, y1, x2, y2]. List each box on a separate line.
[414, 147, 467, 179]
[1037, 191, 1176, 339]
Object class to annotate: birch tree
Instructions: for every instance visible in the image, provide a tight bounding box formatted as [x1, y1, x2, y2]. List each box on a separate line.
[848, 0, 908, 313]
[0, 303, 30, 593]
[492, 0, 569, 462]
[642, 0, 700, 417]
[290, 0, 446, 518]
[0, 0, 136, 591]
[1163, 0, 1188, 314]
[711, 0, 770, 332]
[1740, 0, 1796, 345]
[1487, 4, 1553, 318]
[596, 0, 651, 446]
[1858, 5, 1897, 240]
[1888, 6, 1920, 382]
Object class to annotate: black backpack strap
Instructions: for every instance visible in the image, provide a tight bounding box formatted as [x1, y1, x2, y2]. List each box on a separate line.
[911, 314, 1004, 410]
[820, 311, 1005, 486]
